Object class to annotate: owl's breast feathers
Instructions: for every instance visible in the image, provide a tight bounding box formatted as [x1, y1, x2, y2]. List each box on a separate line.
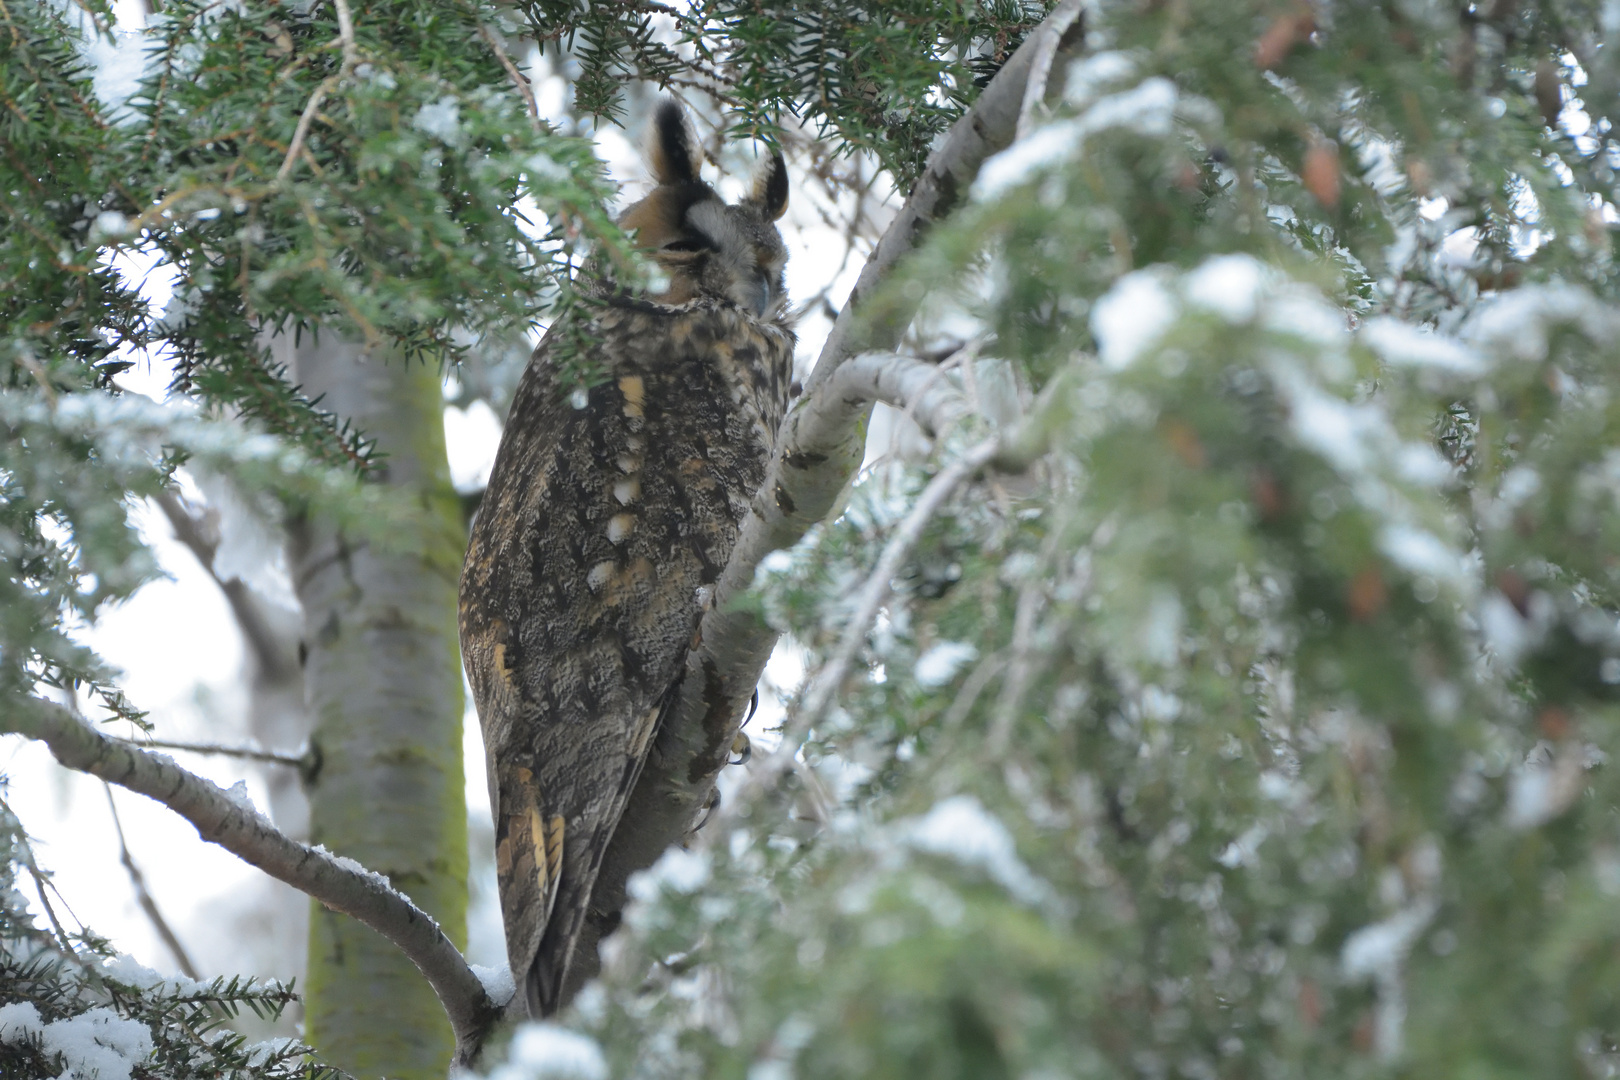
[459, 297, 793, 1015]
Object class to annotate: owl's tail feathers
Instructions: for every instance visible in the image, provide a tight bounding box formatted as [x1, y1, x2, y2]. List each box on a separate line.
[520, 681, 686, 1017]
[522, 819, 617, 1017]
[525, 905, 581, 1017]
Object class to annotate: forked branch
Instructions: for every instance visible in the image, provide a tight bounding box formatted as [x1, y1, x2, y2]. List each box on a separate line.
[2, 698, 504, 1065]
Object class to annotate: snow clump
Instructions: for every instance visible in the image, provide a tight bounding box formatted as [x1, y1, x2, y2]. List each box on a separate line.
[471, 963, 517, 1007]
[901, 795, 1055, 909]
[486, 1023, 608, 1080]
[413, 97, 463, 145]
[914, 641, 978, 687]
[627, 846, 710, 903]
[974, 74, 1179, 200]
[0, 1002, 154, 1080]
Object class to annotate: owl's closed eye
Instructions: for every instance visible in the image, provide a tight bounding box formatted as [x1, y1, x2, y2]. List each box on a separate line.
[618, 100, 790, 317]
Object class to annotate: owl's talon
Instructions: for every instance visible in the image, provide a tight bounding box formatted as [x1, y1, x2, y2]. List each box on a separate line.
[693, 786, 721, 832]
[729, 730, 752, 766]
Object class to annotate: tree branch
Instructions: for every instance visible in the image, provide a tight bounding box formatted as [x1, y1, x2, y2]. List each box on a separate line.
[718, 434, 1004, 821]
[113, 736, 313, 772]
[277, 0, 359, 184]
[105, 784, 202, 981]
[811, 350, 969, 443]
[480, 24, 543, 133]
[155, 491, 300, 685]
[1018, 0, 1088, 139]
[330, 0, 357, 71]
[277, 78, 338, 184]
[3, 698, 503, 1064]
[576, 0, 1086, 1005]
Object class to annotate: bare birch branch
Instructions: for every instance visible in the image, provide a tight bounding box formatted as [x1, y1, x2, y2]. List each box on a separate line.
[1019, 0, 1088, 138]
[331, 0, 357, 71]
[2, 698, 502, 1064]
[816, 351, 969, 441]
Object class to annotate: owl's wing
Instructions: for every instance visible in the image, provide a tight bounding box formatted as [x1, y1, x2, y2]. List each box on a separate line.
[491, 677, 673, 1017]
[460, 301, 790, 1016]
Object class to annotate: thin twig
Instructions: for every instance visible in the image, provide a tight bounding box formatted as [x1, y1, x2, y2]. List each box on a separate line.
[793, 436, 1002, 743]
[276, 78, 337, 183]
[154, 490, 218, 568]
[104, 784, 201, 980]
[988, 574, 1046, 754]
[717, 436, 1003, 822]
[276, 0, 359, 184]
[24, 863, 79, 958]
[940, 651, 1008, 730]
[4, 698, 503, 1064]
[154, 491, 301, 685]
[480, 25, 541, 132]
[331, 0, 357, 70]
[114, 736, 308, 770]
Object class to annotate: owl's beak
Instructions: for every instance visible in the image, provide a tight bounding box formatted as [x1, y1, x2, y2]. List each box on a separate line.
[744, 272, 771, 317]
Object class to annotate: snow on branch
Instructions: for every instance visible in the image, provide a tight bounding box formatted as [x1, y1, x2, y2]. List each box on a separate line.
[2, 698, 505, 1065]
[713, 434, 1006, 826]
[807, 349, 970, 444]
[580, 0, 1087, 999]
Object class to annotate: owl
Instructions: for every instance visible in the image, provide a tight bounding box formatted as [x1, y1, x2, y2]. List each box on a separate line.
[458, 100, 794, 1018]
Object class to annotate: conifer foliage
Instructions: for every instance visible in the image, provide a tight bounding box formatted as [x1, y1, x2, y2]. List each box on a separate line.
[11, 0, 1620, 1077]
[0, 799, 337, 1079]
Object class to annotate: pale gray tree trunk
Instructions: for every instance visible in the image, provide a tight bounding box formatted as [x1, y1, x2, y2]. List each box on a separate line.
[282, 336, 469, 1079]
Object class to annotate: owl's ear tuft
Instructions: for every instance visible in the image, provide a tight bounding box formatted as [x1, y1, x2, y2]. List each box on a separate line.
[648, 100, 703, 186]
[751, 150, 789, 222]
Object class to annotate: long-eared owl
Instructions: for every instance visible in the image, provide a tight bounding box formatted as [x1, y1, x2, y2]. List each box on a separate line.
[458, 100, 794, 1017]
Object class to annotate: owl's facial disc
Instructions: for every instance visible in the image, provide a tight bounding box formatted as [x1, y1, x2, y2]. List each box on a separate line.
[684, 199, 782, 317]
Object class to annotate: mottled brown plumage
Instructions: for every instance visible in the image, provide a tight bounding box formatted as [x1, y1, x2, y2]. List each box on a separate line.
[459, 100, 793, 1017]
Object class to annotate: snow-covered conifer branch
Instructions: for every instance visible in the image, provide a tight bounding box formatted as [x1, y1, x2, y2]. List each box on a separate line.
[2, 698, 504, 1064]
[716, 434, 1006, 822]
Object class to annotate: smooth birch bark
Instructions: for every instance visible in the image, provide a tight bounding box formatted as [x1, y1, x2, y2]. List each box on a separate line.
[283, 336, 471, 1079]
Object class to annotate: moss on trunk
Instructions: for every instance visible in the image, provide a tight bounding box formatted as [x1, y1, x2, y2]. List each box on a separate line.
[284, 339, 469, 1079]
